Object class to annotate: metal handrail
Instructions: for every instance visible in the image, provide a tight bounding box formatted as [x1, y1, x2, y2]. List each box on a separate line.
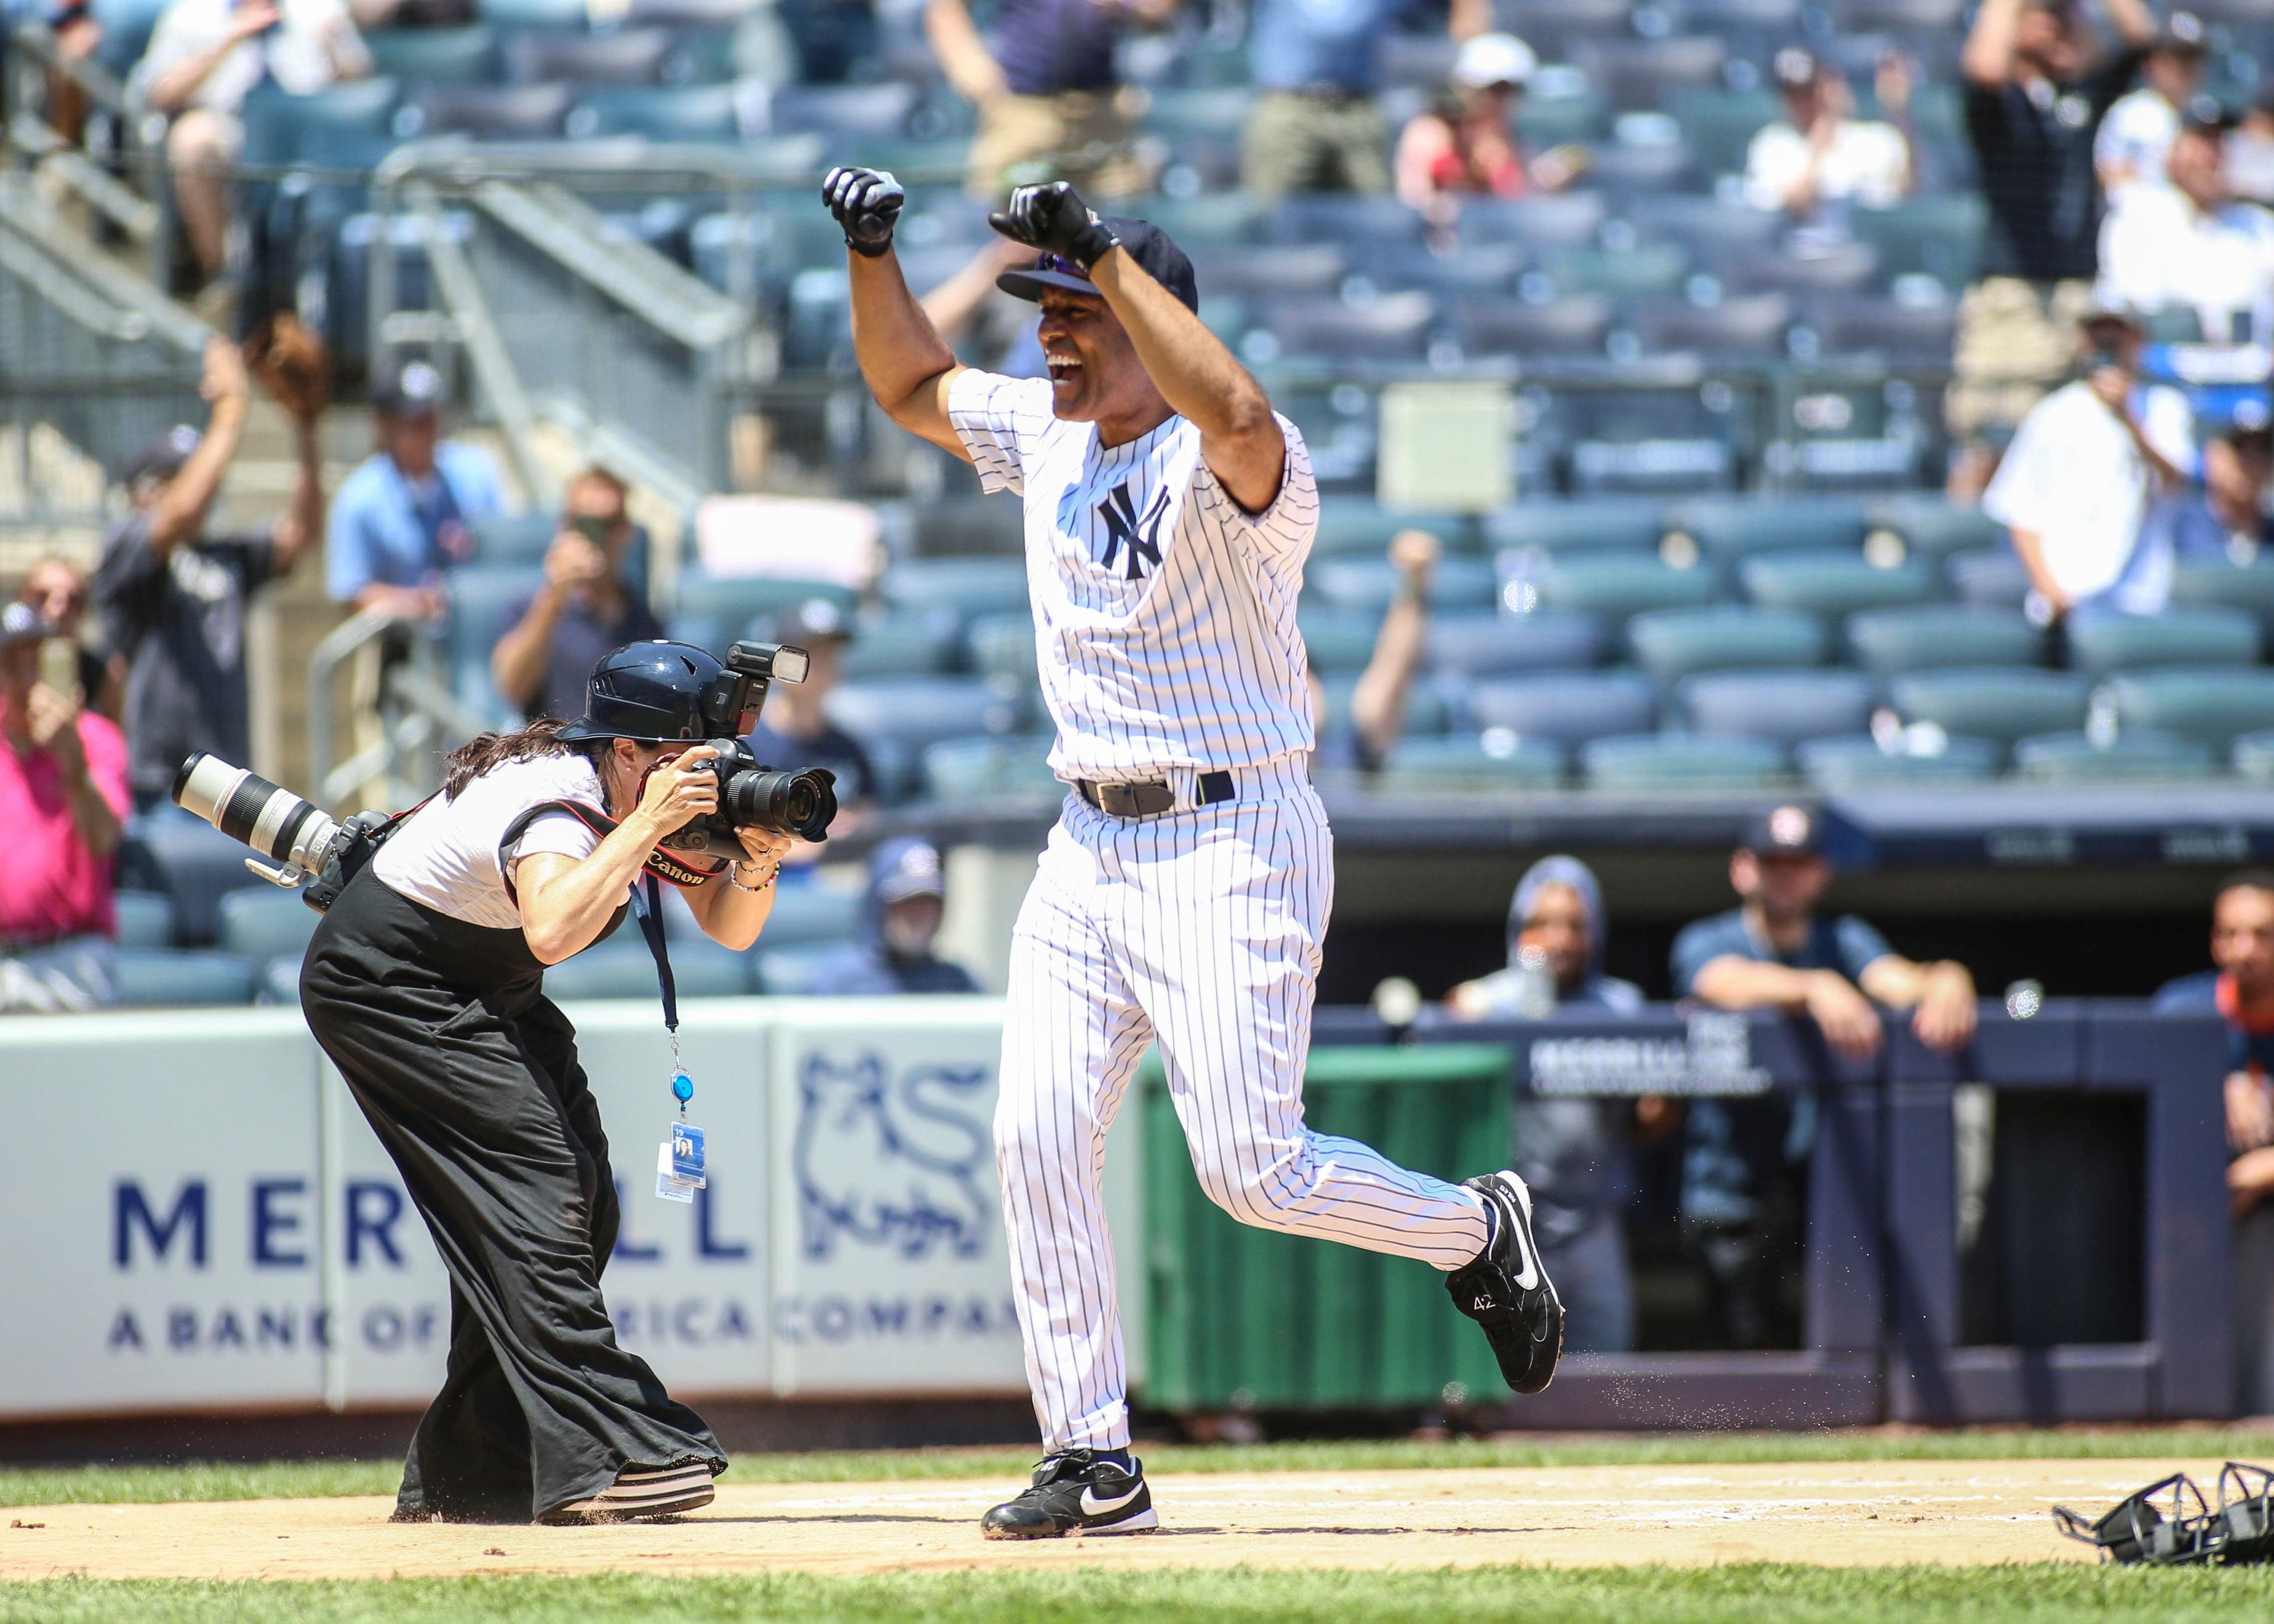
[306, 609, 487, 811]
[0, 173, 210, 353]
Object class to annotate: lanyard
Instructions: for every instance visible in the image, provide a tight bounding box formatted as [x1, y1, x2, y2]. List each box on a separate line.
[627, 871, 692, 1108]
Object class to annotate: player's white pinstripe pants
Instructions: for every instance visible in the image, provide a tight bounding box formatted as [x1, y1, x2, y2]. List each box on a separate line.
[995, 756, 1491, 1452]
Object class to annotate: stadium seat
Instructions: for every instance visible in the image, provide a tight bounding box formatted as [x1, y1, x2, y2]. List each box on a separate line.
[475, 0, 587, 25]
[1579, 734, 1784, 790]
[362, 25, 497, 84]
[1427, 609, 1607, 676]
[1724, 243, 1880, 298]
[921, 735, 1063, 802]
[110, 950, 259, 1008]
[898, 498, 1024, 557]
[1374, 734, 1566, 791]
[1626, 194, 1785, 261]
[1537, 556, 1717, 621]
[1318, 673, 1451, 737]
[1889, 668, 2092, 750]
[570, 83, 754, 142]
[444, 565, 543, 723]
[878, 558, 1030, 623]
[966, 612, 1040, 683]
[826, 677, 1023, 749]
[112, 890, 177, 950]
[840, 612, 963, 679]
[1946, 548, 2032, 609]
[1308, 556, 1497, 613]
[1311, 504, 1474, 558]
[1491, 0, 1630, 68]
[1630, 294, 1796, 360]
[667, 879, 860, 946]
[1572, 37, 1728, 111]
[1679, 670, 1876, 747]
[1663, 88, 1783, 179]
[1465, 671, 1657, 746]
[1187, 245, 1348, 297]
[259, 956, 304, 1005]
[1843, 606, 2043, 677]
[761, 82, 920, 138]
[1849, 195, 1987, 287]
[2236, 732, 2274, 782]
[217, 886, 320, 967]
[1663, 496, 1872, 567]
[1739, 554, 1938, 616]
[1805, 295, 1960, 365]
[469, 513, 558, 566]
[1257, 293, 1435, 363]
[1457, 295, 1614, 359]
[2063, 608, 2262, 677]
[1629, 607, 1826, 683]
[1265, 195, 1428, 248]
[669, 571, 857, 655]
[2169, 561, 2274, 641]
[753, 943, 846, 995]
[501, 25, 696, 85]
[406, 84, 576, 140]
[2099, 667, 2274, 750]
[1867, 495, 2007, 559]
[1544, 245, 1691, 301]
[2010, 730, 2220, 783]
[1794, 735, 1999, 790]
[544, 940, 753, 999]
[117, 809, 258, 947]
[1485, 499, 1666, 558]
[1350, 242, 1527, 298]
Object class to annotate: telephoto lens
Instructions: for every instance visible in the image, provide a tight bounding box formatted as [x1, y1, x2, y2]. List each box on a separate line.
[171, 751, 342, 876]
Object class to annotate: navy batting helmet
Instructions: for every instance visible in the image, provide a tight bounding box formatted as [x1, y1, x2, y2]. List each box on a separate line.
[557, 639, 725, 744]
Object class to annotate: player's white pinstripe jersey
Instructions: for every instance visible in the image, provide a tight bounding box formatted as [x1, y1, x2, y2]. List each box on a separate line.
[946, 369, 1319, 782]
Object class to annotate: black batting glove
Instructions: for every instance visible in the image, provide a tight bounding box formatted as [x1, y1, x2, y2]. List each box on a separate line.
[988, 181, 1119, 271]
[822, 165, 904, 259]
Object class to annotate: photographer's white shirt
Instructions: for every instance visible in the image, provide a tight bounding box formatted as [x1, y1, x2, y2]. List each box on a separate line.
[374, 754, 615, 930]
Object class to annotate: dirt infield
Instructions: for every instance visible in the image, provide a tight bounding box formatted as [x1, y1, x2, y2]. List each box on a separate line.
[0, 1457, 2207, 1580]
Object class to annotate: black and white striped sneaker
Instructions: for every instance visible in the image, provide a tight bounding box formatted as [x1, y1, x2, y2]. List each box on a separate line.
[1446, 1170, 1564, 1395]
[539, 1460, 717, 1525]
[979, 1449, 1158, 1539]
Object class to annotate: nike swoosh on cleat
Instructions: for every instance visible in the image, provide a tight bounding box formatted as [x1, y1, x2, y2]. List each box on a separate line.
[1499, 1193, 1542, 1291]
[1079, 1482, 1145, 1517]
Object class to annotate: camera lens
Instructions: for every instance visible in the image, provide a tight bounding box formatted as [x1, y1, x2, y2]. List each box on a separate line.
[718, 765, 837, 842]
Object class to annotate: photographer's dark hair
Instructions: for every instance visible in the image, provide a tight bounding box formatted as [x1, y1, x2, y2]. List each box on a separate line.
[441, 719, 609, 800]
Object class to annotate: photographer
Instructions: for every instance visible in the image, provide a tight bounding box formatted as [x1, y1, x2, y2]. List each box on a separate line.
[297, 639, 791, 1526]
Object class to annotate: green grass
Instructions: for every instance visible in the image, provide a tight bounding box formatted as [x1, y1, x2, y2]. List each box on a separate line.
[7, 1427, 2274, 1509]
[9, 1565, 2274, 1624]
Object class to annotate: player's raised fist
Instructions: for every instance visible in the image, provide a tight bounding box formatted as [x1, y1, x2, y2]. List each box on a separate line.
[822, 165, 903, 258]
[988, 181, 1118, 271]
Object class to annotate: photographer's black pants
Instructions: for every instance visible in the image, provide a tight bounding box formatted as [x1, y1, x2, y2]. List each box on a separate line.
[301, 868, 723, 1523]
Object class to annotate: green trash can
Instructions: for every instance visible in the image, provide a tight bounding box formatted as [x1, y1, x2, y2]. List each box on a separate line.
[1141, 1042, 1513, 1413]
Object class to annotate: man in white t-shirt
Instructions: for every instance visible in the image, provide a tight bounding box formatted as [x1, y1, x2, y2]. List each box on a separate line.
[2093, 11, 2208, 203]
[2099, 117, 2274, 348]
[1742, 47, 1915, 240]
[1983, 306, 2195, 618]
[131, 0, 369, 288]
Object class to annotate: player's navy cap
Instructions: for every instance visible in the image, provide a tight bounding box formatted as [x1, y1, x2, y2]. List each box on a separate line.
[997, 218, 1200, 313]
[122, 423, 200, 487]
[1740, 804, 1825, 858]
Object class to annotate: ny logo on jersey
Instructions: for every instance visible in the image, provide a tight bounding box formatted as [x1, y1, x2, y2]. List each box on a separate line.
[1093, 479, 1170, 580]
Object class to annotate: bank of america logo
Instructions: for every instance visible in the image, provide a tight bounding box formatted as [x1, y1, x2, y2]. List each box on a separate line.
[1094, 480, 1169, 580]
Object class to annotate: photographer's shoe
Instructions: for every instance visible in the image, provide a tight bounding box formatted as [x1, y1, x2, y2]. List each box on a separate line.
[980, 1449, 1157, 1539]
[1446, 1171, 1563, 1395]
[539, 1461, 716, 1525]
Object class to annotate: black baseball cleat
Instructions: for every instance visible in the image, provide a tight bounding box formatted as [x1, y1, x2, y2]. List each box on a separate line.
[979, 1449, 1158, 1539]
[1446, 1170, 1564, 1395]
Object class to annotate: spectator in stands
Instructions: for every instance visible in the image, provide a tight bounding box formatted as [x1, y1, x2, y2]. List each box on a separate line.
[2154, 871, 2274, 1412]
[1948, 0, 2157, 502]
[1393, 34, 1581, 234]
[490, 468, 663, 724]
[805, 837, 981, 995]
[1447, 855, 1656, 1353]
[0, 599, 129, 1013]
[925, 0, 1171, 202]
[2094, 8, 2208, 202]
[326, 361, 505, 618]
[92, 336, 323, 809]
[1243, 0, 1488, 200]
[33, 0, 107, 150]
[2137, 420, 2273, 570]
[15, 555, 122, 722]
[2099, 114, 2274, 349]
[1307, 528, 1438, 773]
[1742, 47, 1916, 240]
[1981, 305, 2193, 620]
[131, 0, 370, 298]
[741, 597, 876, 853]
[2228, 86, 2274, 209]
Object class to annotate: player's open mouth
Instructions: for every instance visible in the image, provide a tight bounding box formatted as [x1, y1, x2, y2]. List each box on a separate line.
[1046, 356, 1082, 385]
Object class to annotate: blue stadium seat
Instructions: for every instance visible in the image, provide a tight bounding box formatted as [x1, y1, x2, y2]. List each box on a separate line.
[1580, 735, 1784, 790]
[1663, 496, 1872, 568]
[921, 736, 1063, 802]
[825, 677, 1023, 749]
[1428, 609, 1607, 676]
[118, 809, 256, 947]
[966, 612, 1040, 683]
[1485, 499, 1665, 558]
[666, 879, 860, 946]
[1681, 670, 1877, 748]
[544, 940, 753, 999]
[1867, 495, 2007, 559]
[2169, 561, 2274, 642]
[1311, 504, 1474, 558]
[260, 956, 304, 1006]
[110, 950, 259, 1008]
[1457, 294, 1614, 358]
[1630, 294, 1796, 360]
[2236, 732, 2274, 783]
[570, 83, 754, 141]
[1537, 555, 1717, 621]
[1628, 607, 1826, 682]
[362, 25, 497, 84]
[91, 0, 171, 76]
[469, 513, 558, 565]
[1804, 295, 1959, 365]
[1739, 554, 1938, 616]
[1726, 242, 1880, 298]
[112, 890, 177, 950]
[754, 943, 846, 995]
[1187, 244, 1348, 297]
[669, 571, 856, 655]
[1946, 547, 2031, 609]
[1572, 37, 1727, 111]
[1794, 735, 1999, 790]
[444, 565, 544, 725]
[1350, 242, 1527, 298]
[1309, 555, 1496, 613]
[1454, 189, 1613, 250]
[2064, 608, 2262, 677]
[1299, 607, 1380, 674]
[1663, 88, 1782, 178]
[217, 886, 320, 967]
[1465, 671, 1657, 746]
[1318, 673, 1451, 737]
[1257, 294, 1435, 364]
[1625, 193, 1785, 260]
[1889, 668, 2092, 750]
[1491, 0, 1630, 70]
[1375, 734, 1566, 791]
[476, 0, 589, 25]
[2100, 667, 2274, 750]
[406, 84, 575, 139]
[1544, 245, 1691, 301]
[503, 26, 680, 85]
[840, 611, 963, 679]
[761, 82, 920, 137]
[1266, 195, 1428, 248]
[899, 499, 1024, 557]
[1843, 606, 2043, 677]
[2010, 730, 2220, 782]
[1850, 195, 1987, 288]
[1139, 87, 1253, 141]
[879, 558, 1030, 623]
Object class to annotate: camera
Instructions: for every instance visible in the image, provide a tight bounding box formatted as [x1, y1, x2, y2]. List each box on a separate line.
[172, 751, 396, 912]
[654, 639, 839, 855]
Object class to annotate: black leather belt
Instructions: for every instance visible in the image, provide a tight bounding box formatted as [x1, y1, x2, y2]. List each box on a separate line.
[1075, 770, 1235, 817]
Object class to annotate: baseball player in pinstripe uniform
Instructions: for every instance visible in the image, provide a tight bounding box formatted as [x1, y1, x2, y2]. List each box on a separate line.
[823, 169, 1562, 1538]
